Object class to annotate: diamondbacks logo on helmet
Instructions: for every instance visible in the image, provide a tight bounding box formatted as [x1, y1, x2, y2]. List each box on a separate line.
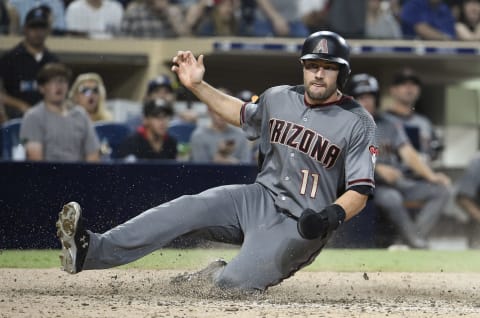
[314, 39, 329, 54]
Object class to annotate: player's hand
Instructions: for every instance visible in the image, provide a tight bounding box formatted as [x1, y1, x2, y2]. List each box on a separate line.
[171, 51, 205, 90]
[297, 205, 346, 240]
[429, 172, 451, 186]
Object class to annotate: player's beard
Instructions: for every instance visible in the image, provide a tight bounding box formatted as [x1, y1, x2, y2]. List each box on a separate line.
[305, 82, 338, 103]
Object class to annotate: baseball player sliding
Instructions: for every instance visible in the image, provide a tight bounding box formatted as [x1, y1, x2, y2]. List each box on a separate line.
[56, 31, 377, 291]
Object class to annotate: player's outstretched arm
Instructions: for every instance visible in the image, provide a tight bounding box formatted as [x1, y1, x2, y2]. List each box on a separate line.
[171, 51, 244, 127]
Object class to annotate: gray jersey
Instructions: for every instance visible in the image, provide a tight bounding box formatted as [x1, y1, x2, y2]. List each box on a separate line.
[384, 111, 437, 159]
[20, 102, 100, 161]
[241, 85, 376, 216]
[375, 113, 409, 169]
[457, 153, 480, 205]
[190, 125, 251, 163]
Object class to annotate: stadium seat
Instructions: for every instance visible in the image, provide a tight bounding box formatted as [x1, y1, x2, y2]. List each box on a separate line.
[1, 118, 23, 160]
[94, 121, 131, 159]
[167, 122, 196, 144]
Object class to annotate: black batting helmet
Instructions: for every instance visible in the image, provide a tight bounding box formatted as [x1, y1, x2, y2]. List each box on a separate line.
[348, 73, 379, 97]
[300, 31, 351, 90]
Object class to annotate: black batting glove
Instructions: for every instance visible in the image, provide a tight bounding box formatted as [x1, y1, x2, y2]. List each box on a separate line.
[297, 204, 346, 240]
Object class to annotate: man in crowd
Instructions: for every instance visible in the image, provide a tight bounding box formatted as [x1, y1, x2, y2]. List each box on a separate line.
[0, 5, 59, 119]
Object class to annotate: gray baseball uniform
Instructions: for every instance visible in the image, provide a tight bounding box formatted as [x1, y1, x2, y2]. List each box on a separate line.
[82, 85, 376, 290]
[456, 153, 480, 206]
[373, 113, 449, 243]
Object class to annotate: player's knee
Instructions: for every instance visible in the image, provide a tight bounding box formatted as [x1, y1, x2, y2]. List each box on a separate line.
[375, 189, 403, 208]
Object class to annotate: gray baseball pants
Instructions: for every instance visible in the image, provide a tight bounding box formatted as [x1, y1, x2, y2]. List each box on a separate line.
[374, 178, 450, 241]
[82, 183, 329, 290]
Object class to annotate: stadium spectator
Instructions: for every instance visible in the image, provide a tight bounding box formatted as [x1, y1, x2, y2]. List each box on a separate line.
[68, 73, 112, 122]
[349, 73, 451, 249]
[455, 152, 480, 248]
[188, 0, 240, 36]
[400, 0, 456, 40]
[0, 0, 15, 34]
[248, 0, 309, 37]
[190, 106, 251, 164]
[455, 0, 480, 40]
[298, 0, 329, 34]
[383, 68, 444, 163]
[328, 0, 367, 38]
[365, 0, 402, 39]
[125, 74, 197, 131]
[8, 0, 66, 34]
[117, 98, 178, 161]
[0, 5, 59, 120]
[121, 0, 189, 38]
[19, 63, 101, 162]
[65, 0, 123, 38]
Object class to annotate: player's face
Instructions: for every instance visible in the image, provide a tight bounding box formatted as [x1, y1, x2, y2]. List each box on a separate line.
[40, 76, 69, 106]
[24, 26, 50, 49]
[144, 114, 170, 139]
[302, 60, 339, 104]
[75, 80, 100, 114]
[390, 81, 420, 107]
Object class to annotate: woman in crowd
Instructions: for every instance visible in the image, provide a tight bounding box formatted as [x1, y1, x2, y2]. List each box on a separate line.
[68, 72, 112, 122]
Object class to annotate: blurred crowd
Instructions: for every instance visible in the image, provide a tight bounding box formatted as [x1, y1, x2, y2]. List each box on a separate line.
[0, 0, 479, 40]
[0, 0, 479, 249]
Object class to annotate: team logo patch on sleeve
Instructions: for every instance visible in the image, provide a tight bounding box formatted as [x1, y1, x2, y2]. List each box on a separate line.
[369, 145, 379, 165]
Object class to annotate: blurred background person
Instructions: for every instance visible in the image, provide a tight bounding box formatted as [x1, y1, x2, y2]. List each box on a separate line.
[455, 0, 480, 40]
[121, 0, 189, 38]
[0, 0, 16, 34]
[383, 68, 444, 164]
[188, 0, 240, 36]
[7, 0, 66, 34]
[117, 98, 178, 161]
[65, 0, 123, 38]
[328, 0, 367, 38]
[365, 0, 402, 39]
[125, 74, 198, 131]
[298, 0, 329, 34]
[19, 63, 100, 162]
[0, 5, 59, 120]
[68, 72, 112, 122]
[455, 152, 480, 248]
[249, 0, 309, 37]
[190, 88, 251, 164]
[400, 0, 456, 40]
[349, 73, 451, 249]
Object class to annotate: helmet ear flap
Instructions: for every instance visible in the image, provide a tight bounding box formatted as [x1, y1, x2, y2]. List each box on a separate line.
[338, 65, 351, 91]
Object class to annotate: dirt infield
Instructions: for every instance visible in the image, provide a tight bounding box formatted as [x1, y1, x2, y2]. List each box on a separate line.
[1, 268, 479, 317]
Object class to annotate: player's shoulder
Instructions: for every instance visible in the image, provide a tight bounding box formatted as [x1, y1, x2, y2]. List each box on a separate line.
[339, 96, 376, 127]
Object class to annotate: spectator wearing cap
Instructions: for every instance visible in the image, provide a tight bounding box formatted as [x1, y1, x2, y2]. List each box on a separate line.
[0, 5, 59, 120]
[121, 0, 189, 38]
[117, 99, 178, 161]
[68, 72, 112, 122]
[19, 63, 101, 162]
[8, 0, 66, 34]
[383, 69, 444, 163]
[126, 74, 198, 131]
[400, 0, 456, 40]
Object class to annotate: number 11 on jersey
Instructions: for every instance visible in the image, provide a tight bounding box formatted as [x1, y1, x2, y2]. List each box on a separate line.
[300, 169, 319, 198]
